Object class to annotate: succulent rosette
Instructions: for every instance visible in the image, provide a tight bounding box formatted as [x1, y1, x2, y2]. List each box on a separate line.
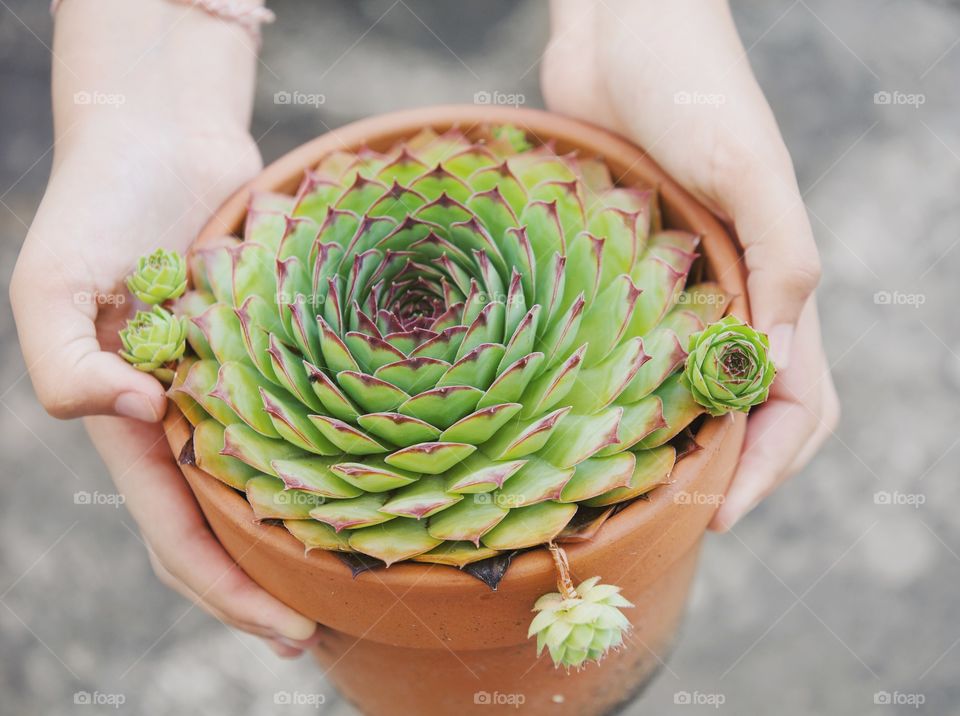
[684, 315, 775, 416]
[127, 248, 188, 304]
[529, 576, 633, 669]
[119, 306, 187, 383]
[116, 123, 779, 668]
[123, 125, 771, 571]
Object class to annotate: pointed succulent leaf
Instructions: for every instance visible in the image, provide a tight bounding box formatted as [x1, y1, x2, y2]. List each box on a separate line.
[330, 459, 418, 492]
[583, 446, 676, 507]
[193, 419, 259, 489]
[336, 371, 410, 413]
[482, 407, 571, 461]
[271, 457, 363, 498]
[176, 359, 239, 426]
[221, 423, 307, 476]
[309, 493, 395, 532]
[412, 541, 500, 567]
[308, 415, 388, 455]
[427, 497, 509, 545]
[558, 453, 636, 503]
[478, 352, 544, 407]
[284, 519, 353, 553]
[348, 519, 443, 566]
[635, 374, 705, 449]
[356, 412, 440, 447]
[209, 361, 282, 438]
[246, 475, 325, 522]
[260, 387, 340, 455]
[596, 396, 666, 456]
[481, 501, 577, 550]
[439, 403, 522, 444]
[380, 476, 463, 519]
[384, 441, 475, 475]
[443, 453, 527, 494]
[540, 408, 622, 469]
[398, 385, 483, 429]
[494, 459, 575, 507]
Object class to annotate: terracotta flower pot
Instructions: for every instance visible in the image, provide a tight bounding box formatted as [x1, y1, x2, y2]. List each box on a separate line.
[163, 106, 749, 715]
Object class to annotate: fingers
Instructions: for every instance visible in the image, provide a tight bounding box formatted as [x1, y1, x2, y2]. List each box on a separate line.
[148, 552, 319, 659]
[788, 377, 840, 474]
[10, 249, 167, 422]
[709, 300, 837, 531]
[85, 416, 319, 645]
[720, 150, 821, 368]
[709, 397, 815, 532]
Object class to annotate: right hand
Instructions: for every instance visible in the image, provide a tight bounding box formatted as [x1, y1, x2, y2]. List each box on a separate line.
[11, 118, 320, 657]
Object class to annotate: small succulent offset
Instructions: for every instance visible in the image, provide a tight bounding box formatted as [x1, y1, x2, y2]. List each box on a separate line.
[118, 124, 773, 668]
[119, 307, 187, 384]
[684, 315, 774, 416]
[529, 545, 633, 669]
[127, 248, 187, 305]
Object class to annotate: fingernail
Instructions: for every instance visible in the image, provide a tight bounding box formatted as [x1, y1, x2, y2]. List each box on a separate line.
[115, 392, 161, 422]
[277, 621, 317, 643]
[277, 636, 308, 649]
[768, 324, 794, 369]
[265, 639, 302, 659]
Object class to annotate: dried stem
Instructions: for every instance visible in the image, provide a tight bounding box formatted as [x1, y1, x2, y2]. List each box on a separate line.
[548, 542, 577, 600]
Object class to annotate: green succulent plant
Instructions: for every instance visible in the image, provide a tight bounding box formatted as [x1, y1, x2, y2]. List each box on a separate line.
[684, 315, 774, 416]
[528, 544, 633, 669]
[530, 577, 632, 669]
[120, 123, 773, 668]
[126, 248, 188, 304]
[119, 306, 187, 383]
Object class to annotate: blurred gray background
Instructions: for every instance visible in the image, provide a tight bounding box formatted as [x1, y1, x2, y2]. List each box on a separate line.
[1, 0, 958, 714]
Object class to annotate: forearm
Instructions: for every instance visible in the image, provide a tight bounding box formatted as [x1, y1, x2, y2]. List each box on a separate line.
[52, 0, 259, 152]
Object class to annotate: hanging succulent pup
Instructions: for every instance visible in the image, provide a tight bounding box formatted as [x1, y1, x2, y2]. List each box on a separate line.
[119, 124, 774, 669]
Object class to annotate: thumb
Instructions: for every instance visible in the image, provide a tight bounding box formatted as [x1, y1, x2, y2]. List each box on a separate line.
[720, 158, 821, 368]
[11, 272, 167, 422]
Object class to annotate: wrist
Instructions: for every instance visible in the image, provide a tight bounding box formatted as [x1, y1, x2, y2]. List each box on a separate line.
[53, 0, 257, 134]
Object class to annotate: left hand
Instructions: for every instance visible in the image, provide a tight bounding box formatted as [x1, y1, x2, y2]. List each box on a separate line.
[543, 0, 839, 530]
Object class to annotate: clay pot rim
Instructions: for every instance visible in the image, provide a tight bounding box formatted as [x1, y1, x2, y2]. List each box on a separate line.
[171, 105, 748, 591]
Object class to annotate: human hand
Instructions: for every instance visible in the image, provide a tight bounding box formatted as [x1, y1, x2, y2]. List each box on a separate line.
[11, 0, 319, 657]
[12, 119, 318, 657]
[543, 0, 839, 530]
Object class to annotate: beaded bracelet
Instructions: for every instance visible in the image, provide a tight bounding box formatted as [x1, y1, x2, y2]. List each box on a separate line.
[51, 0, 275, 45]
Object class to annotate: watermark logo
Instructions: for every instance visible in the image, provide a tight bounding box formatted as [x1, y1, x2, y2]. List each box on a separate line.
[275, 292, 326, 308]
[874, 490, 925, 509]
[674, 491, 724, 506]
[273, 691, 326, 708]
[273, 91, 326, 108]
[473, 493, 524, 509]
[274, 491, 324, 506]
[73, 91, 126, 108]
[673, 91, 726, 108]
[676, 292, 726, 307]
[873, 290, 925, 308]
[74, 491, 126, 509]
[874, 91, 925, 108]
[73, 291, 126, 307]
[674, 690, 726, 708]
[473, 90, 526, 107]
[874, 690, 925, 708]
[73, 691, 126, 709]
[474, 691, 526, 708]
